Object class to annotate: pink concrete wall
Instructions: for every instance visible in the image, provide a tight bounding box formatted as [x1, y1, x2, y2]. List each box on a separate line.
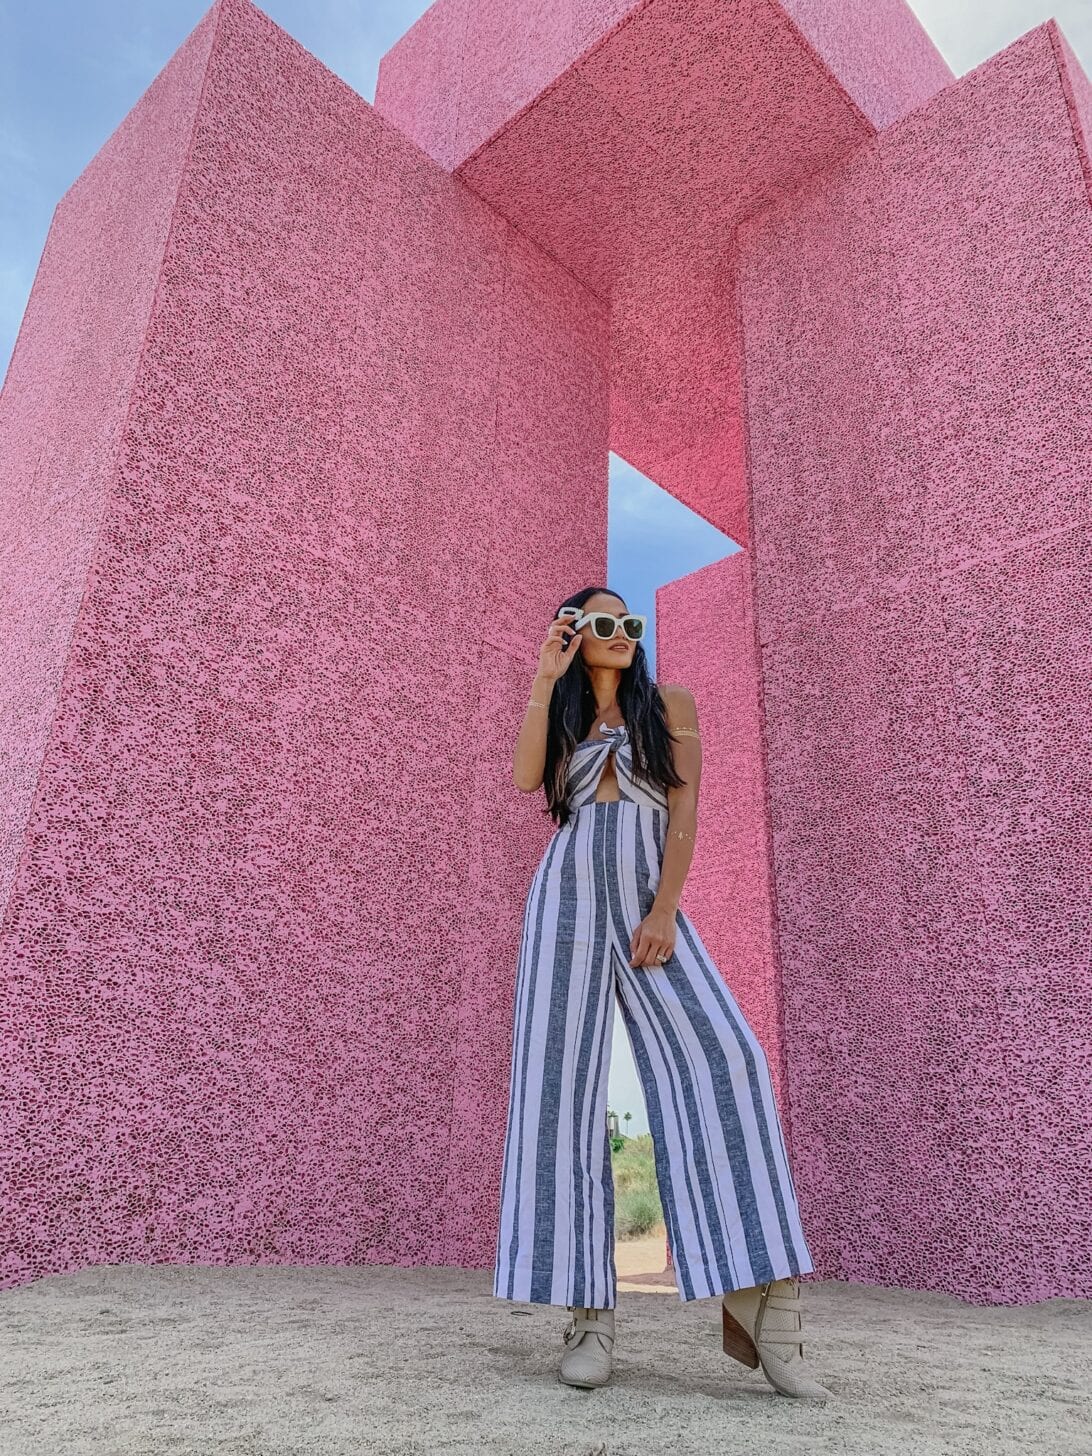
[0, 0, 608, 1288]
[0, 8, 219, 919]
[3, 0, 1089, 1307]
[376, 0, 954, 549]
[1055, 23, 1092, 202]
[376, 0, 951, 167]
[776, 0, 954, 130]
[736, 22, 1092, 1302]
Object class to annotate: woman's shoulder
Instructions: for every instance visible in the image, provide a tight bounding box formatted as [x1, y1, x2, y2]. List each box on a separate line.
[655, 683, 700, 737]
[655, 682, 697, 712]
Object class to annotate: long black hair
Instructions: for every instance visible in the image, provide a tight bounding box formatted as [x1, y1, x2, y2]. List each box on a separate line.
[542, 585, 689, 827]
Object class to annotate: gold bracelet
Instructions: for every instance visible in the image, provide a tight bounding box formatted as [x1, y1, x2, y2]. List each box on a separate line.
[529, 699, 549, 709]
[672, 727, 700, 738]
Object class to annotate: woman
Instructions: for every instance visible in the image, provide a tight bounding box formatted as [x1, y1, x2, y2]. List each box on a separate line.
[492, 586, 831, 1399]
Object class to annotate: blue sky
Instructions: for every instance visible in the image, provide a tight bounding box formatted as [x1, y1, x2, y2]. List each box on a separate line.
[2, 1, 1089, 1135]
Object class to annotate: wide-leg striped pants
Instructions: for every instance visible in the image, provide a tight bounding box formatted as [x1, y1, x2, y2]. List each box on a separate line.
[492, 798, 815, 1309]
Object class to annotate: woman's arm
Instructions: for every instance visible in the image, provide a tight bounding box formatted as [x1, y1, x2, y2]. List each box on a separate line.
[653, 683, 701, 916]
[513, 616, 583, 790]
[513, 671, 558, 791]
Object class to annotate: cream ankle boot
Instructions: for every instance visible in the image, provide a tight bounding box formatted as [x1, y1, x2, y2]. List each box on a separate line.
[721, 1277, 832, 1399]
[558, 1305, 615, 1388]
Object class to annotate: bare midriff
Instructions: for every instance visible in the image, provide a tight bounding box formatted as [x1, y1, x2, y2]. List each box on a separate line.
[593, 749, 622, 803]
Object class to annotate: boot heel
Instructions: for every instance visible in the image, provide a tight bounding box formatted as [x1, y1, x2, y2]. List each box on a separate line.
[721, 1301, 759, 1368]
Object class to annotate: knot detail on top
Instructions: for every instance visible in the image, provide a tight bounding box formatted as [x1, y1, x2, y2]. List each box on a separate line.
[564, 722, 668, 812]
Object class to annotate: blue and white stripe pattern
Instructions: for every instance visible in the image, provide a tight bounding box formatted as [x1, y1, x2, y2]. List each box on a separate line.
[493, 722, 815, 1307]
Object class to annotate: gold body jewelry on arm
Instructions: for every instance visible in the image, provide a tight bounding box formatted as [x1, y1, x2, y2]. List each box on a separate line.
[670, 724, 699, 839]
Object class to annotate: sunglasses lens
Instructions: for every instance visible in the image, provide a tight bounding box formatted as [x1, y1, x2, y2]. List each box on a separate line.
[588, 614, 645, 640]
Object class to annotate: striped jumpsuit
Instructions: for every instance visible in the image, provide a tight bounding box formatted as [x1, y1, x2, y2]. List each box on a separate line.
[493, 721, 815, 1308]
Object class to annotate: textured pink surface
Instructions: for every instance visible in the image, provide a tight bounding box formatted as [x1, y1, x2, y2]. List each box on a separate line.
[1054, 22, 1092, 204]
[3, 0, 1089, 1307]
[0, 0, 606, 1288]
[777, 0, 954, 130]
[376, 0, 953, 547]
[736, 23, 1092, 1302]
[0, 9, 219, 920]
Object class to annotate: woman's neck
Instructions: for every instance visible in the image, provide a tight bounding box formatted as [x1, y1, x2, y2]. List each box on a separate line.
[588, 668, 623, 717]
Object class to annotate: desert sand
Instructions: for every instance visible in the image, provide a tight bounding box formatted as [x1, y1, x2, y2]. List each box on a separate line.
[2, 1232, 1090, 1455]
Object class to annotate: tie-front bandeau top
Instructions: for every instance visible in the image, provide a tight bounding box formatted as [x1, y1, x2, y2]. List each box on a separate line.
[565, 722, 670, 812]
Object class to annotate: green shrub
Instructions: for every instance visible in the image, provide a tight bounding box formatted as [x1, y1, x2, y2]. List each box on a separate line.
[610, 1132, 664, 1240]
[616, 1189, 664, 1240]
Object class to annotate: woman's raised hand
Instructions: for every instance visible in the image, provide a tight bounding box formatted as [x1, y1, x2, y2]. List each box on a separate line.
[537, 613, 584, 682]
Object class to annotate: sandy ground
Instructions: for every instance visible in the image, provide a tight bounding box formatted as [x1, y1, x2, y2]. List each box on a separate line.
[2, 1232, 1090, 1456]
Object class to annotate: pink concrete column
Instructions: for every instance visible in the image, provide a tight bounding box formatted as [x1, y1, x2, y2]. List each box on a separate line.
[0, 0, 608, 1289]
[735, 24, 1092, 1302]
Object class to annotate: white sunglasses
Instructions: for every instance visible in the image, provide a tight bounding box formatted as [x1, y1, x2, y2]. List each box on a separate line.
[558, 606, 647, 642]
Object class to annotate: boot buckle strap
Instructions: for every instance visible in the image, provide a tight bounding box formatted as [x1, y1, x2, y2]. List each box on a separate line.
[762, 1294, 803, 1322]
[564, 1311, 614, 1346]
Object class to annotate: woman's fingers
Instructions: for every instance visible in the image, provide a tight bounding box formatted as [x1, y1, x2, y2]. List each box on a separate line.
[538, 617, 577, 674]
[544, 616, 581, 664]
[629, 932, 674, 968]
[629, 931, 675, 969]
